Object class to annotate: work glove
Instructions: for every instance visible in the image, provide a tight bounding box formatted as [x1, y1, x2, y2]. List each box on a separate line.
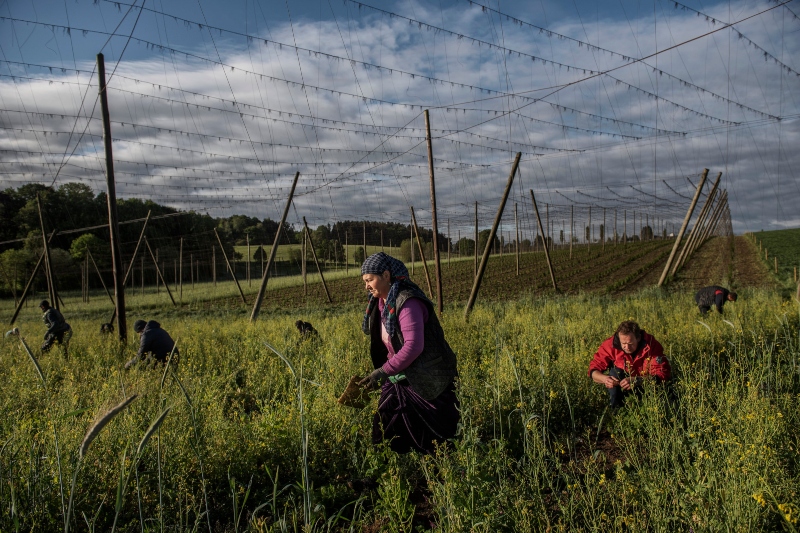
[358, 368, 387, 391]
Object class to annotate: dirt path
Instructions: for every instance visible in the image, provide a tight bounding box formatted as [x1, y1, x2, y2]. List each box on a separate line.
[672, 235, 776, 291]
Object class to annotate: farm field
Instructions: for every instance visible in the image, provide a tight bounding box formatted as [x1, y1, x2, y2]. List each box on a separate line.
[1, 235, 797, 532]
[748, 228, 800, 287]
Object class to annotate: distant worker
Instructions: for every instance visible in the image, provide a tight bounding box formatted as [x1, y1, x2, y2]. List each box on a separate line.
[695, 285, 737, 315]
[588, 321, 671, 408]
[125, 320, 178, 369]
[39, 300, 72, 355]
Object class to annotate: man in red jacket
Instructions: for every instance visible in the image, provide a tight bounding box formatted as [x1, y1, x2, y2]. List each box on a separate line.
[588, 321, 671, 407]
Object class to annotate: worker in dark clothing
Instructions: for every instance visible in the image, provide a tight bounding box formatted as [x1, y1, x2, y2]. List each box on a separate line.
[125, 320, 178, 369]
[39, 300, 72, 355]
[695, 286, 737, 315]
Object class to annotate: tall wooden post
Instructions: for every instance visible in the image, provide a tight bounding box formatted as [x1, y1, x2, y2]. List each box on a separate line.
[179, 237, 183, 300]
[658, 169, 709, 286]
[545, 203, 550, 248]
[624, 210, 627, 244]
[190, 253, 194, 290]
[9, 231, 56, 325]
[474, 202, 479, 279]
[36, 194, 57, 309]
[514, 203, 520, 276]
[602, 208, 606, 250]
[145, 238, 176, 306]
[530, 189, 558, 292]
[214, 229, 247, 304]
[246, 234, 251, 287]
[97, 53, 126, 341]
[250, 171, 300, 322]
[673, 172, 721, 273]
[410, 207, 435, 299]
[410, 219, 415, 275]
[303, 217, 332, 303]
[587, 206, 592, 249]
[212, 246, 216, 287]
[614, 209, 618, 245]
[303, 229, 308, 296]
[570, 205, 574, 258]
[447, 218, 451, 265]
[363, 222, 367, 262]
[464, 153, 521, 320]
[345, 230, 349, 275]
[424, 110, 443, 315]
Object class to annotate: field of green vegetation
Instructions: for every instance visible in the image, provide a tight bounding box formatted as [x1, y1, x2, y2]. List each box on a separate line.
[1, 283, 798, 532]
[750, 228, 800, 287]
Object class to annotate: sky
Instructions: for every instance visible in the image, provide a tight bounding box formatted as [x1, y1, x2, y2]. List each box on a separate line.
[1, 0, 799, 237]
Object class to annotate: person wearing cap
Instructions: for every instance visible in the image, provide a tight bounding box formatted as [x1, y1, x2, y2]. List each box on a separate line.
[695, 285, 738, 315]
[588, 320, 671, 408]
[38, 300, 72, 355]
[124, 319, 178, 370]
[359, 252, 459, 454]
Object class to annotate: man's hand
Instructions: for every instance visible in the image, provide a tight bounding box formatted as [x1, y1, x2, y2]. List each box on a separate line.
[591, 371, 620, 389]
[358, 368, 387, 391]
[124, 358, 136, 370]
[620, 377, 643, 390]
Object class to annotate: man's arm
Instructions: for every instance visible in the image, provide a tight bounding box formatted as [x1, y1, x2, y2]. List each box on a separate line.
[591, 369, 619, 389]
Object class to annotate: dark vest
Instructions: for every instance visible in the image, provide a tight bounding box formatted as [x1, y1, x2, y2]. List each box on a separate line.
[366, 286, 458, 400]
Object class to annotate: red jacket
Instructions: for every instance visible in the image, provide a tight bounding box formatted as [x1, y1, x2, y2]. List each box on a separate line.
[588, 332, 671, 381]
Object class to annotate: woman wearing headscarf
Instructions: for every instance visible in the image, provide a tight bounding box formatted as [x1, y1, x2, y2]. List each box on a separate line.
[358, 252, 459, 454]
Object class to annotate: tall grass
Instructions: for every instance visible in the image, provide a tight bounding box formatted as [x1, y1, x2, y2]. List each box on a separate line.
[0, 287, 797, 531]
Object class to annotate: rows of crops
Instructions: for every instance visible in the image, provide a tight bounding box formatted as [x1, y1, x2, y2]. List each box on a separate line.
[1, 280, 798, 531]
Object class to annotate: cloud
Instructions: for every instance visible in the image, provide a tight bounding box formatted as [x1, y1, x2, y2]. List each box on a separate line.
[1, 0, 798, 234]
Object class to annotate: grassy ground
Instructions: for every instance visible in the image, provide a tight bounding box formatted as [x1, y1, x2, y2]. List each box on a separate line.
[1, 285, 798, 532]
[749, 229, 800, 287]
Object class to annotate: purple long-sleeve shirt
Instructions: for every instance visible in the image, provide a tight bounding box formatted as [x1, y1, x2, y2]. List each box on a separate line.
[378, 297, 428, 375]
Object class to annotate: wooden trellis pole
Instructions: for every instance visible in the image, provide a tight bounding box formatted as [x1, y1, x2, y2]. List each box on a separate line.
[36, 194, 57, 309]
[88, 248, 114, 306]
[530, 189, 558, 292]
[214, 229, 247, 304]
[144, 237, 176, 306]
[658, 169, 709, 286]
[303, 217, 332, 303]
[250, 171, 300, 322]
[673, 172, 721, 274]
[9, 231, 57, 325]
[98, 53, 127, 341]
[464, 153, 521, 320]
[425, 111, 443, 315]
[410, 206, 434, 300]
[515, 203, 520, 276]
[474, 202, 479, 278]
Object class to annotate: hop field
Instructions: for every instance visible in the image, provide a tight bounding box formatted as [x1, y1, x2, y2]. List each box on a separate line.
[0, 287, 798, 532]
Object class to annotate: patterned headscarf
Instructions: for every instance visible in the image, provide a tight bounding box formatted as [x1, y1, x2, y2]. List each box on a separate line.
[361, 252, 410, 338]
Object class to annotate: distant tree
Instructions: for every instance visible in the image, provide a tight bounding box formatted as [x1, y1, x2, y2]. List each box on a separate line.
[353, 246, 366, 265]
[69, 234, 108, 262]
[640, 225, 653, 241]
[560, 230, 564, 244]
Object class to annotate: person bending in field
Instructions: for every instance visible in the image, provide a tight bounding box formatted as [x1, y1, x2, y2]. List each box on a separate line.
[588, 321, 671, 408]
[359, 252, 460, 454]
[125, 319, 178, 370]
[39, 300, 72, 356]
[695, 285, 737, 315]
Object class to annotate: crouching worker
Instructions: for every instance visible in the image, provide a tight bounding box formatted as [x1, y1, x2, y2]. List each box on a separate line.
[125, 320, 178, 370]
[695, 285, 737, 315]
[39, 300, 72, 355]
[588, 321, 671, 408]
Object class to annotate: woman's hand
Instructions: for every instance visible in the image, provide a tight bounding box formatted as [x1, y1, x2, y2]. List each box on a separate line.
[358, 368, 387, 390]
